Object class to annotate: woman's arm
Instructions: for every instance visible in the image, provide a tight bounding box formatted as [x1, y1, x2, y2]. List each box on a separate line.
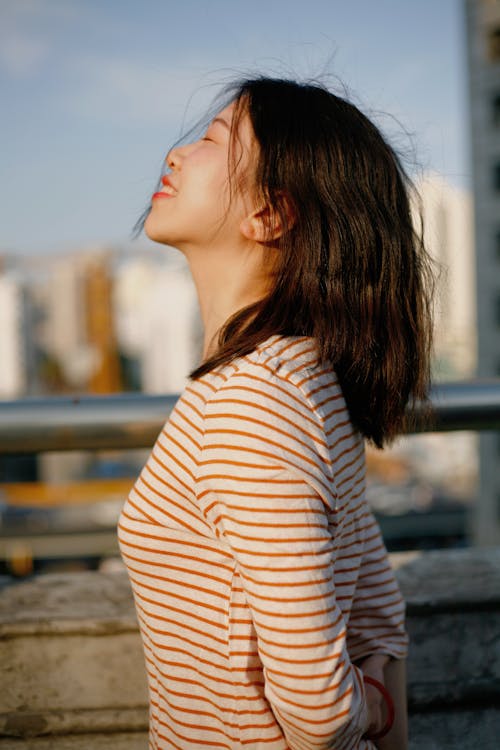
[347, 509, 409, 747]
[379, 657, 408, 750]
[359, 655, 408, 750]
[196, 376, 369, 750]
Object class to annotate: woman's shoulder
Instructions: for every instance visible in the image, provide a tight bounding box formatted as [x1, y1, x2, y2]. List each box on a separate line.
[246, 335, 339, 394]
[199, 336, 359, 502]
[209, 335, 343, 414]
[250, 334, 320, 374]
[181, 335, 319, 405]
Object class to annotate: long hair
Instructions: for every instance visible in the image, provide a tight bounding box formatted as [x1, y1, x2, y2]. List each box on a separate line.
[160, 77, 434, 448]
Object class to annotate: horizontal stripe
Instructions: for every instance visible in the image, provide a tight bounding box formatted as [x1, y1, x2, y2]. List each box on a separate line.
[118, 334, 408, 750]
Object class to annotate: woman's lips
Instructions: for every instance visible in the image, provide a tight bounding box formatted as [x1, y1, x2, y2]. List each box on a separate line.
[152, 192, 173, 200]
[152, 174, 177, 201]
[161, 175, 177, 194]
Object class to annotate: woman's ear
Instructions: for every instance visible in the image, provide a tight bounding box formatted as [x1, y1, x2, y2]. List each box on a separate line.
[240, 193, 296, 242]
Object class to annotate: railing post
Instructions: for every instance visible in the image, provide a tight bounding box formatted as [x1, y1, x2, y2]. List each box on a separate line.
[474, 432, 500, 546]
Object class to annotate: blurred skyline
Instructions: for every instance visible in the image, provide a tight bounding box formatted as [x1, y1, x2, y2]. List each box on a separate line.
[1, 0, 468, 256]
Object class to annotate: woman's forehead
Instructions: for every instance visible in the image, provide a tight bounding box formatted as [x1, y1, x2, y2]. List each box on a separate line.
[214, 102, 236, 126]
[216, 101, 255, 148]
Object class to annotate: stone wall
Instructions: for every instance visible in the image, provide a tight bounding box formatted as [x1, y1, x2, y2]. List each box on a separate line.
[1, 547, 499, 749]
[398, 547, 500, 749]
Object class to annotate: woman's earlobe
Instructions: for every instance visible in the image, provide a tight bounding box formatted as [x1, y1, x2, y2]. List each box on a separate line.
[240, 196, 296, 243]
[239, 214, 259, 241]
[239, 210, 271, 242]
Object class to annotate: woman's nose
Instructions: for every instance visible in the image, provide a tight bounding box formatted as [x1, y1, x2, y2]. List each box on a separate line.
[166, 147, 181, 171]
[165, 145, 186, 170]
[166, 140, 197, 170]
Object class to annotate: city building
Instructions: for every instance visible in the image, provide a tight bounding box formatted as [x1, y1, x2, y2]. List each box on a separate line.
[113, 253, 200, 394]
[0, 269, 26, 398]
[465, 0, 500, 545]
[84, 253, 122, 394]
[39, 253, 92, 391]
[38, 248, 123, 394]
[415, 171, 476, 379]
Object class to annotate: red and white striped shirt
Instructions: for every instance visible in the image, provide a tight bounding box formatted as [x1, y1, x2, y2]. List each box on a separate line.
[118, 335, 408, 750]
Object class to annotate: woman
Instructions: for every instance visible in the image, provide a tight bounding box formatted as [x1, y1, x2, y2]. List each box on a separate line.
[118, 76, 433, 749]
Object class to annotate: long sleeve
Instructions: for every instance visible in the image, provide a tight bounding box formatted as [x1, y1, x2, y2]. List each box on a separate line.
[195, 372, 369, 750]
[346, 517, 409, 662]
[121, 334, 405, 749]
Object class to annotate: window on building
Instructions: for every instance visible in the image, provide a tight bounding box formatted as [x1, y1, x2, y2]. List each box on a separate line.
[488, 27, 500, 62]
[494, 94, 500, 125]
[494, 162, 500, 191]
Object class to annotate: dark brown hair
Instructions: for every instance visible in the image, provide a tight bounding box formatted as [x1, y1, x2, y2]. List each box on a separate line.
[149, 77, 434, 448]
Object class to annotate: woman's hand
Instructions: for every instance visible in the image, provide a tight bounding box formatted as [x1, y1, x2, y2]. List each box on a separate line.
[359, 654, 391, 739]
[358, 654, 408, 750]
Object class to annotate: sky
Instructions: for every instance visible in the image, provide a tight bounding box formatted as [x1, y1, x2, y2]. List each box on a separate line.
[0, 0, 469, 257]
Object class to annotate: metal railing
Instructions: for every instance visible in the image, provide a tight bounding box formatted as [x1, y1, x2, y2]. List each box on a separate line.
[0, 380, 499, 454]
[1, 380, 499, 569]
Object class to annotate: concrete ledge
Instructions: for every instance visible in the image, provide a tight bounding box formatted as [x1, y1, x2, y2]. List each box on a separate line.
[0, 708, 147, 739]
[0, 569, 138, 631]
[0, 732, 147, 749]
[398, 547, 500, 709]
[408, 707, 500, 750]
[396, 547, 500, 611]
[0, 572, 148, 740]
[1, 548, 500, 748]
[1, 632, 147, 716]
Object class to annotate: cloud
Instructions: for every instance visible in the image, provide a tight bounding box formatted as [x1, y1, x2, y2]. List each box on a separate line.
[65, 54, 228, 129]
[0, 0, 89, 77]
[0, 32, 50, 76]
[1, 0, 84, 23]
[0, 1, 227, 130]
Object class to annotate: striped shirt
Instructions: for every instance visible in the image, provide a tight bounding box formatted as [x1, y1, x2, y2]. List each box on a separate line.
[118, 335, 408, 750]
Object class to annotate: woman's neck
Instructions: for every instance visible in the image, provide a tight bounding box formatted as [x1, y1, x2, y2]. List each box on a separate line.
[184, 241, 277, 361]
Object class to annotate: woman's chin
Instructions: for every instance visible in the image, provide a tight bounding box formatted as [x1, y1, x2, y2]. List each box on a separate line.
[144, 225, 185, 254]
[144, 217, 171, 245]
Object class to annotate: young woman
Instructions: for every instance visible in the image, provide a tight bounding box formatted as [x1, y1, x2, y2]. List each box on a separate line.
[118, 76, 433, 749]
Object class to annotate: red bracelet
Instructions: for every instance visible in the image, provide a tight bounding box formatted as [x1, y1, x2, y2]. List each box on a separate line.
[363, 674, 395, 740]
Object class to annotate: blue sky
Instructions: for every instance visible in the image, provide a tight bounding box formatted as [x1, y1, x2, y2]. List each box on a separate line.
[1, 0, 468, 256]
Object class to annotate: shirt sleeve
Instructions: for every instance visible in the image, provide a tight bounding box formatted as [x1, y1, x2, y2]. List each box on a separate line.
[346, 514, 409, 663]
[195, 375, 369, 750]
